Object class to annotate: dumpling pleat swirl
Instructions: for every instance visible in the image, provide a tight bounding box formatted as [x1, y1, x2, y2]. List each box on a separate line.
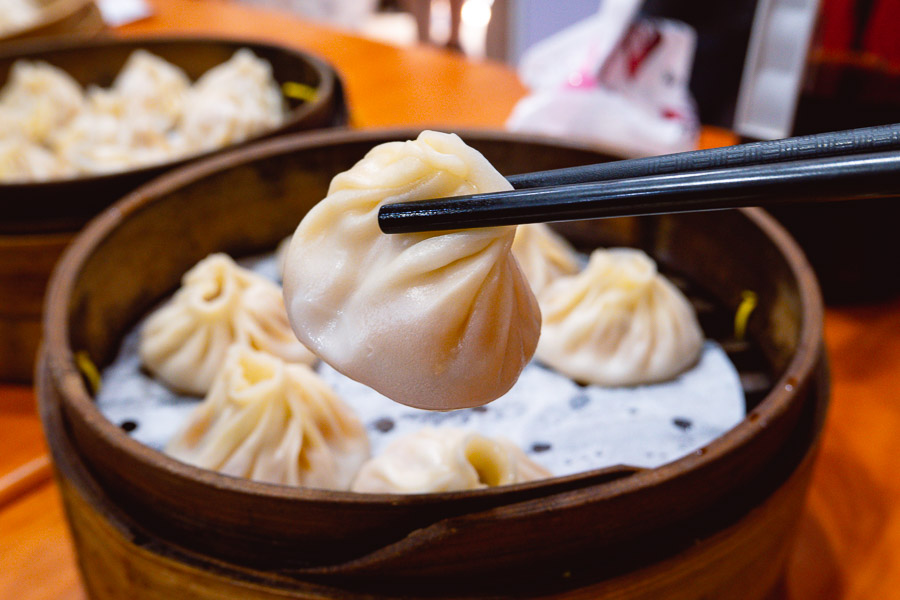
[351, 427, 550, 494]
[140, 253, 315, 395]
[165, 345, 369, 489]
[536, 248, 704, 386]
[283, 131, 541, 410]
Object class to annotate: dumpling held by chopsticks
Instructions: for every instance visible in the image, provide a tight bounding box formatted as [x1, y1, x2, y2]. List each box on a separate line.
[283, 130, 541, 411]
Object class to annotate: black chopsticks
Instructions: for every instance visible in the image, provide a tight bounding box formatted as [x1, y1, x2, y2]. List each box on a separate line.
[378, 124, 900, 234]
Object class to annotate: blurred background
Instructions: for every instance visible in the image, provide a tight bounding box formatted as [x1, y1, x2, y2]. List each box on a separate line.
[226, 0, 900, 302]
[2, 3, 900, 600]
[2, 0, 898, 345]
[234, 0, 899, 135]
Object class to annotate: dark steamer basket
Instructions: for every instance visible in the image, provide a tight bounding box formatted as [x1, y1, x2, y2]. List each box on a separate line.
[0, 0, 103, 49]
[0, 35, 346, 382]
[39, 129, 827, 599]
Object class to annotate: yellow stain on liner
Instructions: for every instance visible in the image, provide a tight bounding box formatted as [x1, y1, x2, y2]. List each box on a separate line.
[75, 350, 102, 394]
[734, 290, 758, 341]
[282, 81, 317, 103]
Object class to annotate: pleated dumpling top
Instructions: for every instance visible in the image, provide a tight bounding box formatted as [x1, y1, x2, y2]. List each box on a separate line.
[536, 248, 704, 386]
[0, 61, 84, 144]
[179, 49, 285, 153]
[283, 130, 541, 410]
[140, 253, 315, 395]
[165, 345, 369, 489]
[511, 223, 581, 298]
[351, 428, 550, 494]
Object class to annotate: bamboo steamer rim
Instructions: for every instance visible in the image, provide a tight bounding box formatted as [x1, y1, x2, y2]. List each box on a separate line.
[0, 0, 95, 40]
[0, 34, 338, 190]
[42, 127, 825, 508]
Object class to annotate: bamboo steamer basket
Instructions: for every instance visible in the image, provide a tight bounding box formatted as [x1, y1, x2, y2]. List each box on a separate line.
[39, 355, 828, 599]
[38, 129, 827, 598]
[0, 36, 347, 382]
[0, 0, 104, 48]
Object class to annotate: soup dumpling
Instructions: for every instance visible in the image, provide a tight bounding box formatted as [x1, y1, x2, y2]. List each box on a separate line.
[179, 49, 285, 153]
[108, 50, 191, 127]
[0, 136, 69, 182]
[511, 223, 581, 298]
[50, 51, 192, 174]
[283, 130, 541, 411]
[536, 248, 703, 386]
[140, 253, 315, 395]
[0, 61, 84, 143]
[351, 428, 550, 494]
[165, 345, 369, 489]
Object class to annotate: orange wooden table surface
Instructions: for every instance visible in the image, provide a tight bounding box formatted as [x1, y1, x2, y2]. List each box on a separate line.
[2, 1, 899, 598]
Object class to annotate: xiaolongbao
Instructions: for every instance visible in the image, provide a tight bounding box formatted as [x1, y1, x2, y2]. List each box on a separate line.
[536, 248, 703, 386]
[0, 61, 84, 144]
[351, 428, 550, 494]
[179, 49, 285, 153]
[283, 130, 541, 411]
[49, 51, 191, 175]
[511, 223, 581, 297]
[108, 50, 190, 127]
[140, 253, 315, 395]
[0, 136, 68, 182]
[165, 345, 369, 489]
[50, 107, 179, 175]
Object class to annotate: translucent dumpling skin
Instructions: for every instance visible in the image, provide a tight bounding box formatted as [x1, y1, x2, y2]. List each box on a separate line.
[111, 50, 191, 127]
[536, 248, 704, 386]
[179, 49, 285, 153]
[47, 51, 193, 175]
[351, 427, 550, 494]
[0, 61, 84, 144]
[511, 223, 581, 297]
[0, 49, 285, 182]
[0, 137, 68, 182]
[283, 131, 541, 411]
[165, 345, 369, 489]
[140, 253, 315, 395]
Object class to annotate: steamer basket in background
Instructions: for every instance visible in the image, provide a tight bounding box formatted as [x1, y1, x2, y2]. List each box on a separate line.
[0, 35, 347, 382]
[0, 0, 104, 49]
[39, 129, 827, 599]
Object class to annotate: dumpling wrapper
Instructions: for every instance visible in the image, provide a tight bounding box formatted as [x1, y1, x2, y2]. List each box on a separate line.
[275, 235, 291, 281]
[166, 345, 369, 489]
[178, 49, 285, 153]
[0, 50, 285, 182]
[109, 50, 191, 127]
[283, 131, 541, 411]
[0, 136, 69, 182]
[50, 108, 181, 175]
[351, 427, 550, 494]
[511, 223, 581, 298]
[140, 253, 315, 396]
[536, 247, 704, 386]
[50, 51, 192, 175]
[0, 61, 84, 144]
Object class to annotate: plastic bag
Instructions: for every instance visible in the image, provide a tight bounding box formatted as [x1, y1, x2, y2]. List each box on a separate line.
[507, 0, 700, 157]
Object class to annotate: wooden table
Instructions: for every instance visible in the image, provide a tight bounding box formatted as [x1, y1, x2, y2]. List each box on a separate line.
[2, 1, 899, 598]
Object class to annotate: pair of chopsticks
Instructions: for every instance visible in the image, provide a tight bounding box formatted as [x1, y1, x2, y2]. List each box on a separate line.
[378, 124, 900, 234]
